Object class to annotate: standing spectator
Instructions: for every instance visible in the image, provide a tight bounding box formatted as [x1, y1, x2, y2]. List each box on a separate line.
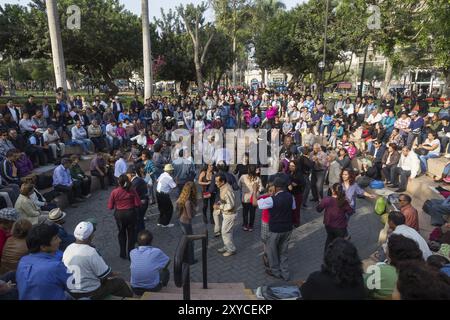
[71, 121, 94, 155]
[130, 230, 170, 295]
[53, 158, 83, 207]
[0, 219, 32, 274]
[389, 146, 421, 193]
[257, 178, 295, 280]
[213, 173, 237, 257]
[317, 183, 354, 251]
[24, 95, 38, 117]
[108, 175, 140, 259]
[300, 239, 367, 300]
[43, 125, 65, 164]
[287, 160, 305, 228]
[114, 151, 128, 183]
[198, 164, 215, 224]
[4, 99, 20, 125]
[172, 149, 196, 195]
[63, 221, 133, 300]
[16, 223, 70, 300]
[238, 165, 263, 232]
[176, 182, 198, 264]
[155, 164, 177, 228]
[398, 194, 419, 231]
[310, 143, 328, 202]
[126, 166, 148, 235]
[69, 155, 92, 199]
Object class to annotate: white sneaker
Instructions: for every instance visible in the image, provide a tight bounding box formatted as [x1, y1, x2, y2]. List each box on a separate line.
[445, 154, 450, 159]
[165, 224, 175, 228]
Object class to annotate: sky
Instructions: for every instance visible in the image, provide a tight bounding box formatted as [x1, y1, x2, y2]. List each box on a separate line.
[0, 0, 303, 21]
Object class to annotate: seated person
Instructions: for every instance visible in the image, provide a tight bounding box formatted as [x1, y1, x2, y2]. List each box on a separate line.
[0, 150, 21, 185]
[70, 155, 92, 199]
[14, 183, 49, 225]
[53, 158, 83, 207]
[363, 234, 424, 300]
[0, 219, 32, 274]
[16, 223, 70, 300]
[389, 146, 421, 193]
[90, 152, 114, 190]
[46, 208, 75, 252]
[300, 238, 367, 300]
[15, 152, 34, 179]
[130, 230, 170, 296]
[43, 125, 65, 163]
[63, 221, 133, 300]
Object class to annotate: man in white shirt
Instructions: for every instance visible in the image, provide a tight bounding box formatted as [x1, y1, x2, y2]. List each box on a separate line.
[63, 221, 133, 300]
[43, 125, 65, 162]
[71, 121, 94, 155]
[367, 109, 383, 125]
[105, 120, 119, 151]
[387, 211, 432, 260]
[389, 146, 421, 192]
[114, 152, 128, 179]
[155, 164, 177, 228]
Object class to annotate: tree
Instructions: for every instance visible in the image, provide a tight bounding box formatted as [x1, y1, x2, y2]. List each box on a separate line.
[212, 0, 253, 87]
[45, 0, 67, 91]
[177, 2, 215, 94]
[29, 0, 142, 96]
[142, 0, 153, 100]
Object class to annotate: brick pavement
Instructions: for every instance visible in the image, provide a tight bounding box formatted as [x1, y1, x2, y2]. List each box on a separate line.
[64, 188, 382, 289]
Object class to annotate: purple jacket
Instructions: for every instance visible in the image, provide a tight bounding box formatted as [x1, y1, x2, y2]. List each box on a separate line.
[16, 154, 34, 177]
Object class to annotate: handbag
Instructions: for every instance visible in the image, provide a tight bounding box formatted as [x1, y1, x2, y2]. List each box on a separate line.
[414, 148, 429, 156]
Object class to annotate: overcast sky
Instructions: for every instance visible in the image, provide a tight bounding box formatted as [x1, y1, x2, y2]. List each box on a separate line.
[0, 0, 304, 21]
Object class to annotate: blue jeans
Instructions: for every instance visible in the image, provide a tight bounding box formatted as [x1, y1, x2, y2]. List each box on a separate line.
[419, 153, 440, 173]
[320, 124, 331, 136]
[73, 139, 93, 154]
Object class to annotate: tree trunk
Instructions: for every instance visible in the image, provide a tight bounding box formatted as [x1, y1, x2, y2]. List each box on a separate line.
[232, 36, 237, 88]
[103, 72, 119, 97]
[444, 69, 450, 98]
[46, 0, 67, 91]
[142, 0, 153, 100]
[381, 58, 393, 97]
[180, 80, 189, 96]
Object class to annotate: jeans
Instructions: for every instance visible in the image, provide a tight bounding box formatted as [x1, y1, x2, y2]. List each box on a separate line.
[319, 124, 331, 136]
[391, 167, 411, 190]
[382, 165, 395, 182]
[406, 132, 420, 149]
[423, 199, 450, 226]
[311, 170, 326, 201]
[114, 209, 137, 258]
[48, 143, 65, 160]
[419, 153, 440, 173]
[72, 139, 93, 154]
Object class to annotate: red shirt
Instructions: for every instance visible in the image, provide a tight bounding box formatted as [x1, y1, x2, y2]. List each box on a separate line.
[0, 228, 11, 257]
[401, 204, 419, 231]
[108, 187, 141, 210]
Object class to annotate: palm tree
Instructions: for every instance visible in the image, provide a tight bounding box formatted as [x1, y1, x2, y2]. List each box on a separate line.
[45, 0, 67, 91]
[142, 0, 153, 100]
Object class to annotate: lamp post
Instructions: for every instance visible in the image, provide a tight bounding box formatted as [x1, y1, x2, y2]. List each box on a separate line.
[318, 61, 325, 100]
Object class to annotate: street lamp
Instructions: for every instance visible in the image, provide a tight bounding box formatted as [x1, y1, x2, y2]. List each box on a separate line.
[318, 61, 325, 100]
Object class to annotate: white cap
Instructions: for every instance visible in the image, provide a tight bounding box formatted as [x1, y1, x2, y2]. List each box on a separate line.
[74, 221, 94, 241]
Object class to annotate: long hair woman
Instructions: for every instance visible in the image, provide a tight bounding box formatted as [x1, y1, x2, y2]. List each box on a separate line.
[176, 181, 198, 264]
[238, 164, 262, 232]
[198, 164, 216, 224]
[316, 183, 354, 251]
[107, 174, 141, 259]
[340, 168, 375, 211]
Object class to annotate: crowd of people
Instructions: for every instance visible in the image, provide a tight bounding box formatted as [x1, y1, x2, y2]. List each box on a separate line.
[0, 88, 449, 300]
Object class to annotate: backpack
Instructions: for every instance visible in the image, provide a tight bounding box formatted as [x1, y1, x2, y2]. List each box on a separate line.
[375, 196, 387, 216]
[370, 180, 385, 189]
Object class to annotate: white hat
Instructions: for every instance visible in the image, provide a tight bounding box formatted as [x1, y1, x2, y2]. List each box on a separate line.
[74, 221, 94, 241]
[48, 208, 66, 222]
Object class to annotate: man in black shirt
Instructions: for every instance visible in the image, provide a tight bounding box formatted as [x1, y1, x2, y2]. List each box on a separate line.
[24, 95, 38, 117]
[127, 166, 148, 235]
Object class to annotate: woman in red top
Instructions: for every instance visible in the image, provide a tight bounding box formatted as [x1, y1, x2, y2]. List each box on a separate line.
[316, 183, 354, 253]
[108, 174, 141, 259]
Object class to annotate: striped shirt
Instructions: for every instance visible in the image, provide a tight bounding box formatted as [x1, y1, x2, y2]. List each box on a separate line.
[130, 246, 169, 289]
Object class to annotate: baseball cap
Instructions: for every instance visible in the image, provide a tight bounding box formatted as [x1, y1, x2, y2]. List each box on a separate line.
[408, 111, 418, 116]
[74, 221, 94, 241]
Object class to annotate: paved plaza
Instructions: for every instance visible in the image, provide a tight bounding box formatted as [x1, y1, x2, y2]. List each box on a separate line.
[64, 187, 381, 289]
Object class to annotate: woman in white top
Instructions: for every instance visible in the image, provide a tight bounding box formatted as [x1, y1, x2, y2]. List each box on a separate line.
[416, 131, 441, 173]
[238, 165, 263, 232]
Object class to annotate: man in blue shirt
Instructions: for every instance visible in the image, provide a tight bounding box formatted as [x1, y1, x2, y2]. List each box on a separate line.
[53, 158, 83, 207]
[130, 230, 170, 296]
[16, 223, 71, 300]
[405, 111, 425, 149]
